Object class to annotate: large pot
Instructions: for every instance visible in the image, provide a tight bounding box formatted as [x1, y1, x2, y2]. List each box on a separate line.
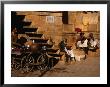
[30, 43, 40, 53]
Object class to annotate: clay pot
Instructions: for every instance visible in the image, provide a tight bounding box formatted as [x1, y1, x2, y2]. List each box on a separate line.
[30, 43, 40, 53]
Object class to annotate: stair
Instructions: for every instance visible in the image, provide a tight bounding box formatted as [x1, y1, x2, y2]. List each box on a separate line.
[46, 48, 59, 53]
[23, 28, 37, 32]
[26, 33, 43, 38]
[11, 12, 25, 28]
[30, 38, 48, 43]
[15, 15, 25, 21]
[20, 21, 32, 26]
[48, 53, 63, 58]
[38, 43, 53, 48]
[11, 11, 64, 63]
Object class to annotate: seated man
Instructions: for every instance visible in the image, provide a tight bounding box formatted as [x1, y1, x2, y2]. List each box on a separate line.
[76, 32, 86, 49]
[59, 40, 67, 52]
[87, 33, 99, 51]
[77, 38, 89, 55]
[87, 33, 94, 42]
[64, 46, 76, 63]
[77, 38, 88, 48]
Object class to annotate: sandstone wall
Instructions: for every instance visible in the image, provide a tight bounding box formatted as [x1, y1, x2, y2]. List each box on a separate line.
[16, 11, 100, 47]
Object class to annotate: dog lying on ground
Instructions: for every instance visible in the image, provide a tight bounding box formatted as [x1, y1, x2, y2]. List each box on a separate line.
[73, 49, 86, 61]
[75, 55, 86, 61]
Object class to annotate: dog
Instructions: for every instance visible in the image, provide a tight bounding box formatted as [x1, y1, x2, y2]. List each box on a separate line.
[75, 55, 86, 61]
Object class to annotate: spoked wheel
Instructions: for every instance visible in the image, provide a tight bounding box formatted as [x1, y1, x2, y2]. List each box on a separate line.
[11, 57, 15, 70]
[37, 53, 49, 71]
[11, 57, 21, 70]
[14, 61, 21, 70]
[21, 55, 34, 73]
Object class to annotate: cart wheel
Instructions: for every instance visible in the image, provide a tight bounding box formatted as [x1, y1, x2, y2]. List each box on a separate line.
[11, 57, 15, 70]
[11, 57, 21, 70]
[37, 53, 48, 71]
[14, 62, 21, 70]
[21, 55, 34, 73]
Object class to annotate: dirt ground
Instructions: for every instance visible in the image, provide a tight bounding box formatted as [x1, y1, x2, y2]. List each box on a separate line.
[11, 49, 100, 77]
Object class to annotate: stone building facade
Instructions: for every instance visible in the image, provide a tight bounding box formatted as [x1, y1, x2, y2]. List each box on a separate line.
[16, 11, 100, 47]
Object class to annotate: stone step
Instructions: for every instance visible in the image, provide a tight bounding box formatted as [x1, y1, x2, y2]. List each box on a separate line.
[23, 25, 37, 28]
[26, 33, 43, 38]
[12, 12, 25, 20]
[28, 37, 43, 39]
[20, 21, 32, 26]
[23, 28, 37, 32]
[48, 53, 63, 58]
[46, 48, 59, 53]
[11, 15, 25, 25]
[30, 39, 48, 43]
[15, 15, 25, 21]
[38, 43, 53, 48]
[14, 22, 32, 33]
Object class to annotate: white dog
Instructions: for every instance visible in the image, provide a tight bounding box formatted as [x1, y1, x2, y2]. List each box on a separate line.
[75, 55, 86, 61]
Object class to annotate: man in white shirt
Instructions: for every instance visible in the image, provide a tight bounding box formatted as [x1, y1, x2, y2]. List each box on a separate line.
[64, 47, 76, 63]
